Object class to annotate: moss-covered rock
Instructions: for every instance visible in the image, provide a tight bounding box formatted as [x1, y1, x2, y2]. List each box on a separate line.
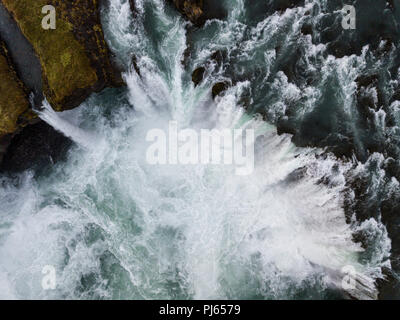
[0, 40, 34, 138]
[0, 39, 36, 163]
[169, 0, 204, 25]
[1, 0, 123, 111]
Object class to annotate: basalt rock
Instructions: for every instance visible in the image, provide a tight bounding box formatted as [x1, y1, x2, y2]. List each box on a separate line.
[1, 0, 123, 112]
[191, 66, 205, 86]
[131, 54, 141, 77]
[212, 82, 229, 99]
[377, 267, 400, 300]
[202, 0, 227, 21]
[0, 120, 72, 173]
[301, 24, 313, 36]
[129, 0, 136, 14]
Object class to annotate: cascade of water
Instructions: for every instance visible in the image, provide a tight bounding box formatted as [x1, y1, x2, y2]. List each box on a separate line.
[0, 0, 393, 300]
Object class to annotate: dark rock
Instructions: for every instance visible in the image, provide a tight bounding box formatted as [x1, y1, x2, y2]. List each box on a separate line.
[238, 91, 252, 109]
[212, 82, 229, 99]
[169, 0, 204, 25]
[0, 120, 72, 173]
[356, 74, 379, 89]
[129, 0, 136, 14]
[130, 54, 141, 77]
[188, 51, 226, 82]
[211, 50, 227, 66]
[241, 0, 304, 26]
[301, 24, 313, 36]
[277, 118, 297, 136]
[202, 0, 227, 21]
[0, 134, 12, 165]
[191, 67, 205, 86]
[0, 37, 37, 164]
[326, 40, 357, 58]
[320, 1, 400, 59]
[168, 0, 226, 26]
[275, 47, 303, 84]
[284, 167, 307, 184]
[272, 0, 305, 14]
[377, 267, 400, 300]
[377, 37, 394, 55]
[355, 74, 385, 116]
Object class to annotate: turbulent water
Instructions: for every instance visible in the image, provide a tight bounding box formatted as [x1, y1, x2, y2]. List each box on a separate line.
[0, 0, 399, 299]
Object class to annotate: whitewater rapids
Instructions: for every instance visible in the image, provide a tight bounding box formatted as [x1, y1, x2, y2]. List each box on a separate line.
[0, 0, 392, 300]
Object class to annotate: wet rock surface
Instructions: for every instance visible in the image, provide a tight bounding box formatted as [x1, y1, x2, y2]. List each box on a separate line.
[169, 0, 226, 25]
[212, 82, 229, 99]
[0, 120, 72, 174]
[191, 66, 205, 86]
[0, 38, 35, 164]
[0, 0, 123, 111]
[0, 0, 124, 171]
[0, 2, 43, 107]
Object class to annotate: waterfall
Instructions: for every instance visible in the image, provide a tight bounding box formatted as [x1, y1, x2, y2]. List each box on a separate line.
[0, 0, 394, 300]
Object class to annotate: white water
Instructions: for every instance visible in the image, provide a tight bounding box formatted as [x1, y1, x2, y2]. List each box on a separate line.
[0, 0, 392, 299]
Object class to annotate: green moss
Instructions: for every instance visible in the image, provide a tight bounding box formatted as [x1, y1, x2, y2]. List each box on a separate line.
[0, 43, 30, 136]
[61, 52, 71, 68]
[1, 0, 112, 111]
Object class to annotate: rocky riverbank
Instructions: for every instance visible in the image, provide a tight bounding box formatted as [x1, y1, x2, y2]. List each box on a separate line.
[0, 39, 34, 164]
[0, 0, 124, 170]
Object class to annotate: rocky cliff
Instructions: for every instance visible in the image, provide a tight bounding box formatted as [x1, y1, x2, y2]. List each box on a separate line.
[0, 0, 123, 170]
[0, 39, 35, 163]
[1, 0, 122, 111]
